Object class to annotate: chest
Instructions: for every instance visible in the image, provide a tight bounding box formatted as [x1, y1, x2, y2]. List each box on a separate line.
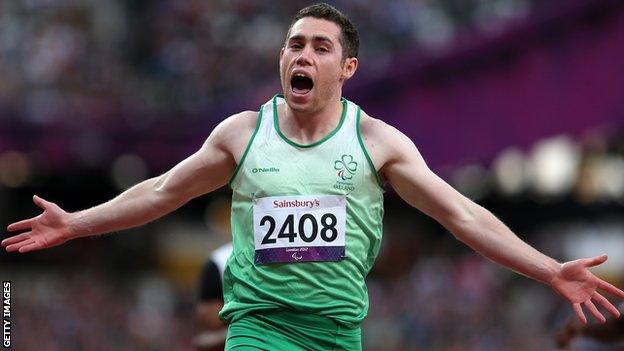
[239, 140, 369, 198]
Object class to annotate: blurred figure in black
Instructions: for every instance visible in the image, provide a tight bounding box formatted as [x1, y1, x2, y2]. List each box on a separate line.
[194, 242, 233, 351]
[556, 303, 624, 350]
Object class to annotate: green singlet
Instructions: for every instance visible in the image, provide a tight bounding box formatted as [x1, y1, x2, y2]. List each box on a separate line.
[221, 95, 384, 350]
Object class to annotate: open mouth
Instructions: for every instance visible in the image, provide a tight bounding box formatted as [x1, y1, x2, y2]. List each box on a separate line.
[291, 74, 314, 95]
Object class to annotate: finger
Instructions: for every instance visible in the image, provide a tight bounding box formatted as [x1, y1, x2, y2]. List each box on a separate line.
[7, 218, 34, 232]
[581, 254, 608, 267]
[573, 303, 587, 324]
[592, 292, 620, 318]
[5, 239, 34, 253]
[18, 241, 41, 253]
[1, 232, 32, 247]
[584, 299, 606, 323]
[598, 280, 624, 299]
[33, 195, 50, 210]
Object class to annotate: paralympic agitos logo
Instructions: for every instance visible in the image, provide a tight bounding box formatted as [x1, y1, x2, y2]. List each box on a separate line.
[334, 154, 357, 180]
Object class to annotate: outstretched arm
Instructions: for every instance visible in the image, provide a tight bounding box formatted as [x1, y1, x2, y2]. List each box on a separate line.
[370, 119, 624, 324]
[2, 111, 256, 253]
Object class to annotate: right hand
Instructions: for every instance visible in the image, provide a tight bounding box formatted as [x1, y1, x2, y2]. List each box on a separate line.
[2, 195, 74, 253]
[550, 254, 624, 324]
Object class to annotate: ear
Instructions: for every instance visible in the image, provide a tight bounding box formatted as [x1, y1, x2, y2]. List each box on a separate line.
[340, 57, 358, 82]
[279, 47, 285, 63]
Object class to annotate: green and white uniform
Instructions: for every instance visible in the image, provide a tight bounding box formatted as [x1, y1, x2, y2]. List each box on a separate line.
[222, 95, 384, 349]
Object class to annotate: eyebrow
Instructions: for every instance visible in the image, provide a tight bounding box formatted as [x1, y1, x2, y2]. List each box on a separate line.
[288, 34, 334, 45]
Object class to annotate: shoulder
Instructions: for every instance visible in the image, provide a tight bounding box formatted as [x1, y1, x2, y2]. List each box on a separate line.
[358, 109, 418, 170]
[205, 110, 258, 159]
[211, 110, 259, 141]
[359, 110, 407, 143]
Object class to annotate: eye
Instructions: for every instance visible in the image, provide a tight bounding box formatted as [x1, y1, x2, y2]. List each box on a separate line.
[316, 47, 329, 53]
[290, 43, 303, 50]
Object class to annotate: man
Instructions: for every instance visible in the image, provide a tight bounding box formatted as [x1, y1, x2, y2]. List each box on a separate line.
[194, 242, 232, 351]
[3, 3, 624, 350]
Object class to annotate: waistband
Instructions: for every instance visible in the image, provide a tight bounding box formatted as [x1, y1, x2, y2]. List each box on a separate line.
[259, 310, 361, 334]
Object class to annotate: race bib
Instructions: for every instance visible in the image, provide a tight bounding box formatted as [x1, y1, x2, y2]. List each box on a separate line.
[253, 195, 346, 265]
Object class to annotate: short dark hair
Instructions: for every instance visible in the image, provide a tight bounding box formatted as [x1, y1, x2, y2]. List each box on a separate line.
[287, 3, 359, 60]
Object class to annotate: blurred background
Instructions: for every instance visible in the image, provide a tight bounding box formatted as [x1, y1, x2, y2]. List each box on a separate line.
[1, 0, 624, 350]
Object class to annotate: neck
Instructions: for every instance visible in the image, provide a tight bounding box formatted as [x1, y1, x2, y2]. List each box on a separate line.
[281, 95, 344, 144]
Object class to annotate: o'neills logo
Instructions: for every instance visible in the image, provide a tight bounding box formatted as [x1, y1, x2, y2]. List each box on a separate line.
[252, 167, 280, 173]
[273, 199, 320, 209]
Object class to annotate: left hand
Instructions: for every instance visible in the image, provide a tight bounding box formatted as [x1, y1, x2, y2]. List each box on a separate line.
[549, 254, 624, 324]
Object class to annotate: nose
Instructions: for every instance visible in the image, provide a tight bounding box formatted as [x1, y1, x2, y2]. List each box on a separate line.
[295, 46, 313, 66]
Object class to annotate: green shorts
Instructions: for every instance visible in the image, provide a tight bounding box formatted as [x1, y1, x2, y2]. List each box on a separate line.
[225, 310, 361, 351]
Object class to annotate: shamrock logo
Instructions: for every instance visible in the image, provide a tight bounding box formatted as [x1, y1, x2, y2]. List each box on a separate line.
[334, 154, 358, 180]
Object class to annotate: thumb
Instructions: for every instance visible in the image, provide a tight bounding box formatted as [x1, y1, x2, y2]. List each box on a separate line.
[583, 254, 608, 267]
[33, 195, 50, 210]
